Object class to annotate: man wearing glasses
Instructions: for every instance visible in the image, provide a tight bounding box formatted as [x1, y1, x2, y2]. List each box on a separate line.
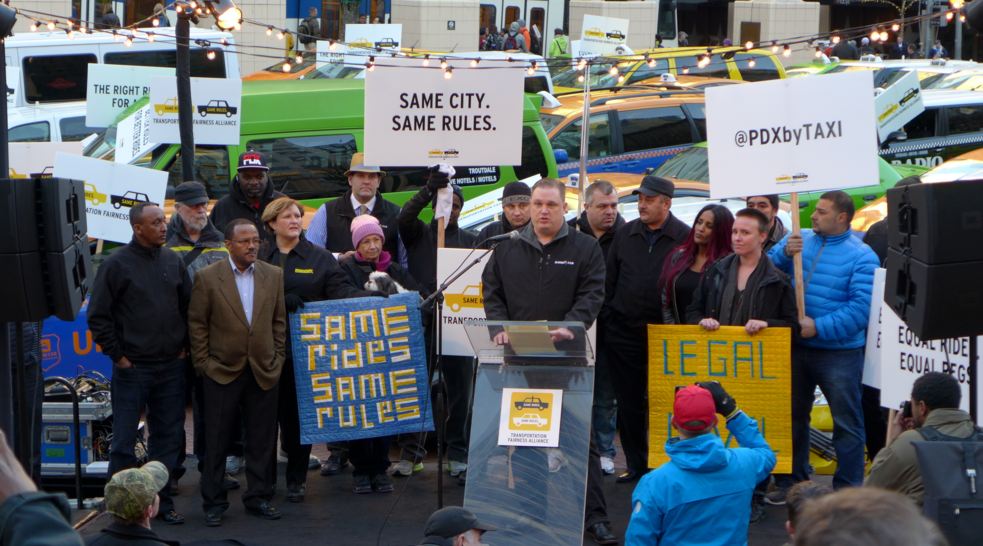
[189, 219, 287, 527]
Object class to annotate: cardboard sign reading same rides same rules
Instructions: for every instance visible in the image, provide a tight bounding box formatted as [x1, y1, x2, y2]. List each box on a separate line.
[647, 325, 792, 473]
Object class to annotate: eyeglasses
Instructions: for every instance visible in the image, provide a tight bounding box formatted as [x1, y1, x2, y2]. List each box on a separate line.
[231, 238, 262, 246]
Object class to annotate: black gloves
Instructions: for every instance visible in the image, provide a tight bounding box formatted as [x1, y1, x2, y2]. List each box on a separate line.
[285, 294, 305, 314]
[696, 381, 739, 419]
[426, 166, 450, 193]
[370, 290, 390, 298]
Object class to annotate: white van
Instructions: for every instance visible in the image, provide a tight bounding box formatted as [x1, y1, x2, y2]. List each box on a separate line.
[5, 29, 239, 107]
[7, 101, 101, 143]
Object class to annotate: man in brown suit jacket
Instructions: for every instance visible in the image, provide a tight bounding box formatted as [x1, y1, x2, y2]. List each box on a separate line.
[189, 219, 286, 527]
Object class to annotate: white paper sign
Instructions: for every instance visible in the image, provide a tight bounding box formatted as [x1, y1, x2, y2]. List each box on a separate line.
[580, 15, 630, 58]
[879, 305, 975, 416]
[363, 57, 524, 166]
[86, 65, 174, 127]
[438, 248, 494, 356]
[706, 71, 879, 199]
[498, 388, 563, 447]
[863, 268, 886, 388]
[344, 24, 403, 52]
[115, 105, 157, 164]
[874, 70, 925, 141]
[6, 66, 21, 107]
[53, 153, 168, 244]
[316, 41, 349, 66]
[8, 142, 82, 179]
[148, 76, 242, 145]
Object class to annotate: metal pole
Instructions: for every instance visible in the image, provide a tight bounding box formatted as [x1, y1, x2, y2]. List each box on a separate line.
[0, 36, 12, 445]
[955, 7, 963, 60]
[176, 16, 196, 181]
[970, 336, 978, 424]
[577, 59, 590, 213]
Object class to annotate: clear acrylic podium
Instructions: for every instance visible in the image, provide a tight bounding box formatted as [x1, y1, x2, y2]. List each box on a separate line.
[462, 320, 595, 546]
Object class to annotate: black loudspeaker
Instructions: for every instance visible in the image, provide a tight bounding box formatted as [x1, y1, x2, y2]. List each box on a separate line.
[38, 177, 87, 252]
[47, 238, 92, 321]
[0, 178, 40, 254]
[0, 252, 48, 321]
[885, 179, 983, 340]
[886, 180, 983, 265]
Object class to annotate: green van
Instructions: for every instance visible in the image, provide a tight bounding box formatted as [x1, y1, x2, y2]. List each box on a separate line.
[86, 79, 557, 214]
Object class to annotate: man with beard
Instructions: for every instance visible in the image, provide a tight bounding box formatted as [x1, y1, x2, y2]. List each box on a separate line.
[210, 152, 285, 243]
[474, 181, 531, 248]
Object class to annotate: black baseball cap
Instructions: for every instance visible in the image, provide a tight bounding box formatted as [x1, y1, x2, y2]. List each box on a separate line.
[632, 175, 675, 198]
[237, 151, 269, 171]
[174, 181, 209, 206]
[424, 507, 497, 539]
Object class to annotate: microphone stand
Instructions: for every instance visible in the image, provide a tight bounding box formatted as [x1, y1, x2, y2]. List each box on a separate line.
[418, 237, 507, 509]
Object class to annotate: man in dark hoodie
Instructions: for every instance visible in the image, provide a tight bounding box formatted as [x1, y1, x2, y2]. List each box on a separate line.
[475, 181, 531, 248]
[397, 166, 477, 480]
[209, 152, 285, 243]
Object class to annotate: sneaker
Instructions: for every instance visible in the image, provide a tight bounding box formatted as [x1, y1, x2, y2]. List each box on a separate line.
[548, 449, 566, 473]
[371, 474, 394, 493]
[446, 461, 467, 477]
[600, 456, 616, 475]
[765, 487, 789, 505]
[352, 475, 372, 493]
[225, 456, 244, 475]
[320, 455, 349, 476]
[307, 455, 321, 470]
[392, 460, 422, 477]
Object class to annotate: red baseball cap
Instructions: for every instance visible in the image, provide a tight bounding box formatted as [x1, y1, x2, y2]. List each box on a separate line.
[672, 385, 718, 432]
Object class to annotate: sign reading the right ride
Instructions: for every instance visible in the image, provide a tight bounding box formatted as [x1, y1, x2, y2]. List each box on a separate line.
[363, 57, 524, 166]
[647, 325, 792, 473]
[705, 70, 878, 199]
[498, 388, 564, 448]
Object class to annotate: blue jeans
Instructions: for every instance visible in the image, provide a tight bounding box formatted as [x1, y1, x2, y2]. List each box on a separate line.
[776, 346, 866, 490]
[109, 357, 186, 512]
[592, 348, 618, 459]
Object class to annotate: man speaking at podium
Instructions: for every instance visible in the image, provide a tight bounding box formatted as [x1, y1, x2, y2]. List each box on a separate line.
[482, 178, 617, 544]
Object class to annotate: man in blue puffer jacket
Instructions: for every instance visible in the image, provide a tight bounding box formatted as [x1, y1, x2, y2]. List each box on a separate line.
[766, 190, 879, 499]
[626, 383, 775, 546]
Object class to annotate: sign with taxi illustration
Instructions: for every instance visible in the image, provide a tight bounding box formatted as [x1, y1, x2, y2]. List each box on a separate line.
[344, 24, 403, 53]
[111, 191, 156, 209]
[498, 388, 563, 447]
[580, 15, 630, 58]
[437, 249, 493, 356]
[583, 27, 605, 39]
[8, 142, 83, 183]
[445, 283, 483, 312]
[85, 183, 107, 205]
[149, 76, 242, 145]
[155, 97, 179, 116]
[197, 100, 238, 117]
[873, 69, 925, 141]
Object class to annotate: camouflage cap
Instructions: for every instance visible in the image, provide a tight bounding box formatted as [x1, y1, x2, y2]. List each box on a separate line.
[104, 461, 169, 520]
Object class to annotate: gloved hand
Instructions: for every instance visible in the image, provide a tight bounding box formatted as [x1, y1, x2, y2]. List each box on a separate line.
[285, 294, 305, 313]
[426, 166, 450, 193]
[695, 381, 739, 419]
[370, 290, 390, 298]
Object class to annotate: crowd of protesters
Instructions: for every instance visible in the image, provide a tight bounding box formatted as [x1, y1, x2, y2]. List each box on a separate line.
[0, 155, 971, 546]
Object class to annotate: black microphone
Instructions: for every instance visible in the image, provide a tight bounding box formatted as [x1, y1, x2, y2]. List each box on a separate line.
[480, 230, 520, 244]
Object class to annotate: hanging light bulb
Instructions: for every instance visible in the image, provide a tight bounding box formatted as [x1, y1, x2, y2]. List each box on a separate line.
[871, 29, 879, 41]
[283, 61, 291, 72]
[148, 32, 155, 42]
[296, 54, 303, 64]
[67, 29, 75, 40]
[617, 74, 625, 83]
[47, 20, 56, 30]
[771, 41, 778, 53]
[329, 40, 338, 51]
[682, 67, 690, 74]
[30, 20, 38, 31]
[961, 14, 967, 21]
[125, 36, 133, 47]
[277, 30, 285, 40]
[113, 30, 120, 42]
[892, 22, 900, 31]
[748, 59, 756, 68]
[782, 44, 791, 57]
[832, 35, 841, 44]
[444, 67, 453, 79]
[440, 58, 447, 69]
[67, 20, 73, 30]
[648, 58, 656, 68]
[80, 26, 87, 33]
[745, 40, 753, 50]
[880, 31, 888, 41]
[527, 65, 535, 76]
[815, 48, 822, 58]
[609, 64, 618, 76]
[422, 54, 429, 66]
[221, 38, 228, 46]
[471, 58, 478, 67]
[946, 11, 954, 20]
[577, 73, 585, 83]
[267, 26, 273, 36]
[205, 50, 215, 60]
[366, 61, 374, 71]
[153, 16, 159, 27]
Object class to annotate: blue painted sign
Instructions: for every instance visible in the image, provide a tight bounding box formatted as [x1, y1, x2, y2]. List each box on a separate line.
[42, 298, 114, 379]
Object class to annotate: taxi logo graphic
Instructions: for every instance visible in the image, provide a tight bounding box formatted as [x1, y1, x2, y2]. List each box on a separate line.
[775, 174, 792, 182]
[85, 183, 108, 205]
[443, 149, 459, 156]
[197, 99, 238, 118]
[428, 148, 444, 157]
[792, 172, 809, 181]
[606, 30, 626, 41]
[154, 97, 179, 116]
[445, 283, 482, 312]
[508, 392, 554, 430]
[900, 87, 920, 107]
[584, 27, 605, 39]
[375, 38, 399, 48]
[350, 38, 372, 48]
[111, 191, 156, 209]
[8, 168, 28, 179]
[879, 103, 899, 123]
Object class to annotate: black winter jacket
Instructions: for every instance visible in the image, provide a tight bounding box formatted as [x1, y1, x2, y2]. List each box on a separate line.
[87, 238, 192, 364]
[482, 222, 606, 327]
[163, 213, 229, 279]
[208, 176, 285, 243]
[474, 217, 520, 249]
[602, 214, 689, 335]
[567, 212, 626, 262]
[340, 254, 427, 296]
[397, 186, 478, 293]
[685, 254, 801, 337]
[320, 190, 401, 256]
[84, 523, 179, 546]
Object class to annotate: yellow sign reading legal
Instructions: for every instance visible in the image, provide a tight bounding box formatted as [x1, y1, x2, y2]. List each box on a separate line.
[647, 325, 792, 473]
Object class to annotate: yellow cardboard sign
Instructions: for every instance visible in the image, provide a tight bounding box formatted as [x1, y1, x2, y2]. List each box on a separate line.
[647, 325, 792, 473]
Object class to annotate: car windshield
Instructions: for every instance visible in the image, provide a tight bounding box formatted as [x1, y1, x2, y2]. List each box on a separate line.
[264, 52, 317, 73]
[83, 127, 118, 161]
[653, 145, 709, 182]
[552, 60, 636, 89]
[304, 63, 366, 80]
[539, 113, 565, 133]
[933, 73, 983, 91]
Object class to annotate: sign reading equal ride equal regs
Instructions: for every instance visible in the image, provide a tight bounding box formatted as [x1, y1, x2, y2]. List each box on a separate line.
[647, 325, 792, 473]
[705, 70, 878, 199]
[290, 293, 435, 443]
[363, 57, 524, 166]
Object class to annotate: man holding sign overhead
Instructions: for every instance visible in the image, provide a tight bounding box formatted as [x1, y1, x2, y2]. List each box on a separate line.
[766, 191, 879, 501]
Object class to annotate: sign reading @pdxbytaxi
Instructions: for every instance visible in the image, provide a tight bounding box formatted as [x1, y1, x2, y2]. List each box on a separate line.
[874, 69, 924, 142]
[647, 325, 792, 473]
[363, 57, 524, 166]
[579, 15, 631, 58]
[86, 65, 174, 128]
[53, 153, 168, 244]
[498, 388, 564, 447]
[705, 70, 878, 199]
[148, 76, 242, 145]
[290, 293, 434, 444]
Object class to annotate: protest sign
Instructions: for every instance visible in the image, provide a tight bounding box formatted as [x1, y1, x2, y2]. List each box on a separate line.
[579, 15, 630, 58]
[148, 76, 242, 145]
[290, 293, 434, 443]
[498, 388, 564, 447]
[53, 153, 168, 244]
[878, 305, 975, 415]
[9, 142, 83, 179]
[115, 105, 158, 164]
[874, 69, 924, 142]
[344, 24, 402, 53]
[705, 71, 878, 199]
[6, 66, 20, 107]
[86, 65, 174, 127]
[647, 325, 792, 472]
[363, 57, 524, 166]
[863, 268, 886, 388]
[42, 300, 113, 380]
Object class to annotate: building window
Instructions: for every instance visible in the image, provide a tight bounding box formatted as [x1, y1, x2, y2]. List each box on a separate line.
[480, 5, 496, 31]
[505, 7, 520, 27]
[22, 54, 96, 103]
